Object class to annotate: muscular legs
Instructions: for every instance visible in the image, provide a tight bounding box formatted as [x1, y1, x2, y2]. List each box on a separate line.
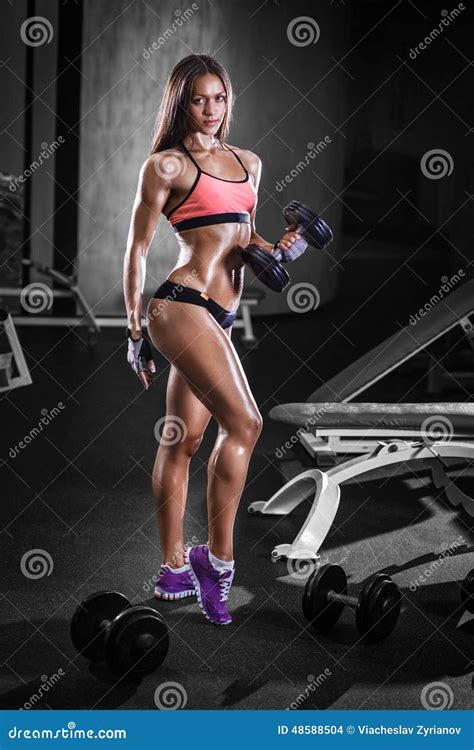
[147, 301, 262, 567]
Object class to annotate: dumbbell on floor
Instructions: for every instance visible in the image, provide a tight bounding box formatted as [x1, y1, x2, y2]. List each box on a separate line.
[303, 564, 401, 643]
[71, 591, 169, 678]
[460, 569, 474, 613]
[242, 200, 333, 292]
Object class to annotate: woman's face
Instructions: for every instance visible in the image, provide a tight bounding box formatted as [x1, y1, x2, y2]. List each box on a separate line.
[188, 73, 227, 136]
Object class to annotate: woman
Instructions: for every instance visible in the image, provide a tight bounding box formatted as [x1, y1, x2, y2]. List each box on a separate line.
[123, 54, 301, 626]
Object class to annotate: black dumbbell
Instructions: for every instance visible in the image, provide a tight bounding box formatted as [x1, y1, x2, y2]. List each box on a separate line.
[241, 200, 333, 292]
[460, 569, 474, 613]
[303, 564, 401, 643]
[71, 591, 169, 678]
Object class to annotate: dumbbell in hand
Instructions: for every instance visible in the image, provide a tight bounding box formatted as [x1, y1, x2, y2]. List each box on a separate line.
[71, 591, 169, 678]
[303, 564, 401, 643]
[242, 200, 333, 292]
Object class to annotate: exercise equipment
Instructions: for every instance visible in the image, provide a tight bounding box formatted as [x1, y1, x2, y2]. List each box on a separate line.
[242, 200, 333, 292]
[71, 591, 169, 678]
[307, 279, 474, 405]
[249, 403, 474, 561]
[303, 564, 401, 642]
[460, 569, 474, 614]
[0, 308, 32, 392]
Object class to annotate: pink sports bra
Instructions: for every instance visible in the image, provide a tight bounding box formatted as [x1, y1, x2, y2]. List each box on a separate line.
[165, 142, 258, 233]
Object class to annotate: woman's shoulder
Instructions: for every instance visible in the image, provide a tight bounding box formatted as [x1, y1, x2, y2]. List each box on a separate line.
[140, 148, 189, 184]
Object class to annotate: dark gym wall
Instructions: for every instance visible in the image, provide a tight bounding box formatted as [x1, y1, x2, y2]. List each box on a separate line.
[0, 0, 59, 286]
[78, 0, 350, 315]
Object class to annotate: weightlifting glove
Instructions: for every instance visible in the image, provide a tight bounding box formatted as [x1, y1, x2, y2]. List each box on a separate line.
[126, 329, 156, 375]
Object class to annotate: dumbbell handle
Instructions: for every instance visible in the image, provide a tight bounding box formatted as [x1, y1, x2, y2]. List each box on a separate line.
[273, 224, 308, 263]
[327, 590, 358, 609]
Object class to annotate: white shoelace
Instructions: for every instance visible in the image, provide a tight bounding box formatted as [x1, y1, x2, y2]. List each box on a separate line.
[218, 570, 234, 602]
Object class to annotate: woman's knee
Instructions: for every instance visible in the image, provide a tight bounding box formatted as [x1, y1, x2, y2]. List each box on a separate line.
[221, 409, 263, 443]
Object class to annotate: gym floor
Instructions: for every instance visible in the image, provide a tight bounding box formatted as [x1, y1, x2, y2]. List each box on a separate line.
[1, 251, 472, 710]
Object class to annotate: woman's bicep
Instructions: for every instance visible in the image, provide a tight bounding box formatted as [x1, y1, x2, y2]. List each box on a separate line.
[126, 156, 172, 254]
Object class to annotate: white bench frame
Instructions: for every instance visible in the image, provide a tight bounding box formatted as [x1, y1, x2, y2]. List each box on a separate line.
[248, 438, 474, 561]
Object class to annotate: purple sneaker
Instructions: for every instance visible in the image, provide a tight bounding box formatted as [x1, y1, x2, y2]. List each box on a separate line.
[186, 545, 234, 625]
[154, 564, 196, 600]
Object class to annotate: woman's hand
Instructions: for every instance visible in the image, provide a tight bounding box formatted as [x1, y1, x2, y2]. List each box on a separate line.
[275, 223, 303, 252]
[127, 333, 156, 390]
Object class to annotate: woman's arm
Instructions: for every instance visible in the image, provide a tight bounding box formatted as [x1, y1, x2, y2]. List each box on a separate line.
[123, 155, 172, 338]
[247, 154, 273, 252]
[246, 152, 300, 254]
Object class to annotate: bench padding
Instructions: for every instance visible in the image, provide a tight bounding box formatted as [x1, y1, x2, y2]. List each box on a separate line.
[269, 402, 474, 433]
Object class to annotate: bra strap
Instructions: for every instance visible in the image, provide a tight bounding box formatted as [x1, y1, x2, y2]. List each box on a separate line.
[180, 141, 202, 172]
[222, 142, 249, 176]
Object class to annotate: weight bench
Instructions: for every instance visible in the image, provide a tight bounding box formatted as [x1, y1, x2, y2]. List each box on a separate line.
[248, 402, 474, 561]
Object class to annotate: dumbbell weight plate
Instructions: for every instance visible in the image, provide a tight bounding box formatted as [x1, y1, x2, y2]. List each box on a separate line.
[241, 244, 290, 293]
[303, 564, 347, 632]
[360, 578, 401, 642]
[355, 573, 392, 639]
[105, 606, 169, 677]
[461, 569, 474, 614]
[71, 591, 131, 662]
[283, 201, 333, 250]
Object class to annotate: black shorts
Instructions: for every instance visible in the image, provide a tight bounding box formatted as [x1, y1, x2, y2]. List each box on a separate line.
[152, 280, 238, 330]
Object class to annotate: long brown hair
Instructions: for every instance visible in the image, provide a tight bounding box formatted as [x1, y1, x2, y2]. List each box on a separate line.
[149, 54, 233, 155]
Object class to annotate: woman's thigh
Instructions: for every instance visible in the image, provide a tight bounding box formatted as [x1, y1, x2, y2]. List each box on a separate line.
[147, 300, 261, 431]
